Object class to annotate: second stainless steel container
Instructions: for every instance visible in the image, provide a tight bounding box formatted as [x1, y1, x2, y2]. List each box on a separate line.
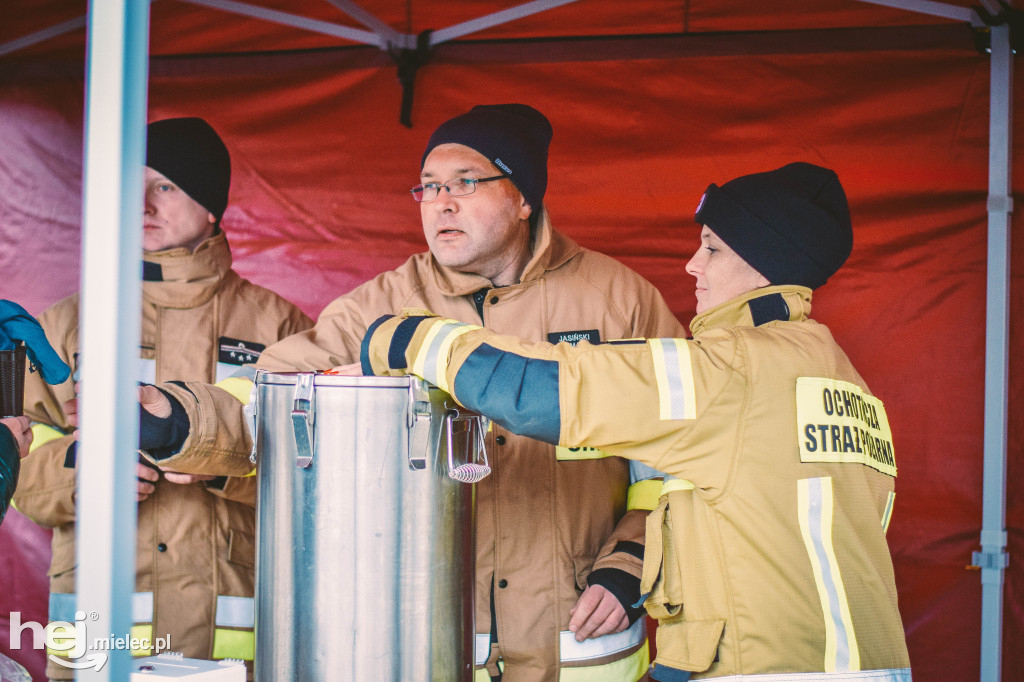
[251, 372, 487, 681]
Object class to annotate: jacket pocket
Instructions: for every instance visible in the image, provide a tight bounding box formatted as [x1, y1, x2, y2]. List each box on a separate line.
[227, 529, 255, 569]
[643, 492, 726, 673]
[641, 499, 682, 618]
[654, 616, 726, 672]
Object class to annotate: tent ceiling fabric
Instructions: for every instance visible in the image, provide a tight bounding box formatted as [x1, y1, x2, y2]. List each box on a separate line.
[0, 2, 1020, 682]
[2, 0, 983, 59]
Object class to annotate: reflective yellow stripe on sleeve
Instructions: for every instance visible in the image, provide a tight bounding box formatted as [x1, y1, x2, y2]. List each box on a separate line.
[215, 376, 255, 405]
[411, 319, 478, 394]
[29, 423, 66, 451]
[627, 478, 663, 511]
[797, 476, 860, 673]
[661, 477, 695, 495]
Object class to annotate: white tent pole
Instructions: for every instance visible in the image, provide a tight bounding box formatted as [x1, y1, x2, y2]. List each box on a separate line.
[975, 17, 1013, 682]
[851, 3, 1013, 679]
[75, 0, 150, 679]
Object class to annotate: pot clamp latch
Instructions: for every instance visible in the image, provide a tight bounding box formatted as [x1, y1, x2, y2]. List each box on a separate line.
[291, 373, 316, 468]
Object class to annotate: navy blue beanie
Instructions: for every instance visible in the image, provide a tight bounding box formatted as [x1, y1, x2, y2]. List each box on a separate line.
[422, 104, 553, 214]
[146, 117, 231, 220]
[694, 162, 852, 289]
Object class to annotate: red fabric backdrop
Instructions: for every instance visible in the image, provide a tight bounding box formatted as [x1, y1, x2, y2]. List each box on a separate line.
[0, 8, 1021, 680]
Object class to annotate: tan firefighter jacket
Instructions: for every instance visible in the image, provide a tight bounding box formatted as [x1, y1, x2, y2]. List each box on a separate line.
[155, 210, 687, 682]
[14, 233, 312, 680]
[362, 285, 912, 681]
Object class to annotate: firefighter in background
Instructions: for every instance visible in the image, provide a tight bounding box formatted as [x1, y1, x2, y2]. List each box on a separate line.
[138, 103, 687, 681]
[0, 298, 71, 527]
[359, 163, 913, 681]
[14, 118, 312, 680]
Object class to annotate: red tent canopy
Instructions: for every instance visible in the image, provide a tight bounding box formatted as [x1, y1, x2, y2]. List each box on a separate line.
[1, 2, 1020, 680]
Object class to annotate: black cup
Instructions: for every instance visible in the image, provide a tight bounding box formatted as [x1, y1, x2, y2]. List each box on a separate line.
[0, 346, 27, 418]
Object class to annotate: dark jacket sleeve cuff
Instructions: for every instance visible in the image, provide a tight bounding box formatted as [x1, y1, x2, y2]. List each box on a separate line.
[138, 387, 191, 459]
[587, 567, 646, 625]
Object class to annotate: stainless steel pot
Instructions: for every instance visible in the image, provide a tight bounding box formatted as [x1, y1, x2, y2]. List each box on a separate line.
[250, 372, 488, 681]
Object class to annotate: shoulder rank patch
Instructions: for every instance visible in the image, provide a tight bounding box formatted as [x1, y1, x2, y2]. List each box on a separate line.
[548, 329, 600, 346]
[218, 337, 265, 366]
[796, 377, 896, 476]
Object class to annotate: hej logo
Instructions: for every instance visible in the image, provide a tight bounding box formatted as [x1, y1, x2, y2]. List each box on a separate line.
[9, 610, 171, 671]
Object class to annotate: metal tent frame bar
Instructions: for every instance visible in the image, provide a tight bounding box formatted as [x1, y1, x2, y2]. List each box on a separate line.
[2, 1, 1013, 679]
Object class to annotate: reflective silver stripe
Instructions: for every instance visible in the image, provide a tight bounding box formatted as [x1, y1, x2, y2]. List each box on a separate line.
[51, 592, 152, 623]
[138, 357, 242, 384]
[648, 339, 696, 420]
[475, 633, 491, 666]
[881, 491, 896, 535]
[215, 595, 255, 629]
[798, 477, 858, 672]
[139, 358, 156, 384]
[411, 319, 477, 394]
[558, 616, 644, 663]
[702, 669, 912, 681]
[215, 361, 241, 383]
[228, 365, 258, 382]
[133, 592, 153, 623]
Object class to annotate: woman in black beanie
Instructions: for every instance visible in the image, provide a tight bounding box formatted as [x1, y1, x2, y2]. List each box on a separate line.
[361, 161, 912, 682]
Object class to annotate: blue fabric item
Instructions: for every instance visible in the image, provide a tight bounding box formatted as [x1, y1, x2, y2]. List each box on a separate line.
[361, 314, 394, 375]
[49, 592, 76, 623]
[452, 343, 560, 445]
[651, 664, 691, 681]
[0, 300, 70, 385]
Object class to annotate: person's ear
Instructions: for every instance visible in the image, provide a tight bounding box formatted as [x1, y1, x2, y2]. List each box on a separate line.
[519, 196, 533, 222]
[207, 212, 217, 225]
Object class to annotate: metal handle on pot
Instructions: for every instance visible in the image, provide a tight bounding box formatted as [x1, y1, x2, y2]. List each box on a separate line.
[443, 405, 490, 484]
[246, 374, 260, 465]
[291, 373, 316, 468]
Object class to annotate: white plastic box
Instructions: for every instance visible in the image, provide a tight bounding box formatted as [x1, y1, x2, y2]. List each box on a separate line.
[128, 652, 246, 681]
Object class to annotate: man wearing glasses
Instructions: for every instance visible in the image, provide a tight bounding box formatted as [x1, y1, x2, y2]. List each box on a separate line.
[144, 104, 685, 681]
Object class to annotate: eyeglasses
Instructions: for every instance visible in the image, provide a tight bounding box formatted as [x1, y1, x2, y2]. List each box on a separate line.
[410, 175, 507, 202]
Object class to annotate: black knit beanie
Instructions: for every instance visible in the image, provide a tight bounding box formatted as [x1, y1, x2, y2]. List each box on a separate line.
[694, 162, 852, 289]
[422, 104, 553, 213]
[146, 117, 231, 221]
